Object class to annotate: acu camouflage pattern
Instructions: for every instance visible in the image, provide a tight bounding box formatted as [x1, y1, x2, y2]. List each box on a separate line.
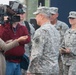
[24, 23, 35, 57]
[28, 22, 60, 75]
[54, 20, 69, 75]
[61, 29, 76, 75]
[54, 20, 69, 44]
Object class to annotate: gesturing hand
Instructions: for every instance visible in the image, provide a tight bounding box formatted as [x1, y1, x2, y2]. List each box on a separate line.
[17, 35, 28, 42]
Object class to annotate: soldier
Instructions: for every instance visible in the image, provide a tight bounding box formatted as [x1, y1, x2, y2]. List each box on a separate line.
[60, 11, 76, 75]
[49, 7, 69, 46]
[27, 6, 60, 75]
[49, 7, 69, 75]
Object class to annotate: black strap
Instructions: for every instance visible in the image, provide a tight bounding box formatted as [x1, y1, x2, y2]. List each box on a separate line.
[0, 50, 4, 54]
[24, 21, 30, 34]
[5, 55, 22, 60]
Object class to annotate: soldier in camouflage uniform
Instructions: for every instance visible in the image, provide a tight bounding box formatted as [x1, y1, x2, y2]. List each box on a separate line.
[49, 7, 69, 75]
[60, 11, 76, 75]
[49, 7, 69, 46]
[27, 6, 60, 75]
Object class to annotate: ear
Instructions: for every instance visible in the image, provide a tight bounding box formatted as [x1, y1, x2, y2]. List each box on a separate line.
[40, 14, 44, 19]
[56, 13, 59, 18]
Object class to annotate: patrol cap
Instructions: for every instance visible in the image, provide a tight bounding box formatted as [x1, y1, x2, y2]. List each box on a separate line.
[49, 7, 58, 14]
[68, 11, 76, 18]
[33, 6, 50, 17]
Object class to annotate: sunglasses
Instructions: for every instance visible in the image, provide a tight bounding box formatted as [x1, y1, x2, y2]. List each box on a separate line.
[69, 17, 75, 19]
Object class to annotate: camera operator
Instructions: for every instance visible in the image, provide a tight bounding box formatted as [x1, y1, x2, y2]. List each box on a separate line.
[0, 7, 29, 75]
[1, 2, 31, 75]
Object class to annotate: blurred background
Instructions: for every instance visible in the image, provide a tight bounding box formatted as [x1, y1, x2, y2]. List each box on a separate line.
[0, 0, 76, 27]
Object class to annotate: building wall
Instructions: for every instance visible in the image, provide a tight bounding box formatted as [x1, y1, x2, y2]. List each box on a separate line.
[26, 0, 38, 21]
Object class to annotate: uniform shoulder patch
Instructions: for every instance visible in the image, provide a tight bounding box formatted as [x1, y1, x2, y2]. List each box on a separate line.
[34, 37, 40, 44]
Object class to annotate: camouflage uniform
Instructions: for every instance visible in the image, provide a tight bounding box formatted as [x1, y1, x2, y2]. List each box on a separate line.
[54, 20, 69, 44]
[55, 20, 69, 75]
[28, 22, 60, 75]
[61, 29, 76, 75]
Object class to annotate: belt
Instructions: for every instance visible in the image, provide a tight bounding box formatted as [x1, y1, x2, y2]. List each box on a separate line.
[5, 55, 22, 60]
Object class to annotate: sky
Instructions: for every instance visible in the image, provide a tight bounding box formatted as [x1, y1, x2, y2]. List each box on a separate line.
[0, 0, 24, 5]
[0, 0, 17, 5]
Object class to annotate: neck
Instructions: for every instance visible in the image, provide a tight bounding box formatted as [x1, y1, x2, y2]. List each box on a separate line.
[71, 24, 76, 30]
[20, 20, 24, 22]
[51, 19, 57, 25]
[40, 19, 50, 26]
[12, 23, 18, 28]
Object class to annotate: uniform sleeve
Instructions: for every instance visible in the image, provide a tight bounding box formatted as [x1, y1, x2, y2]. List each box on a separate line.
[30, 29, 48, 62]
[27, 29, 48, 73]
[70, 47, 76, 55]
[62, 22, 69, 33]
[61, 37, 65, 48]
[29, 23, 35, 39]
[0, 38, 19, 51]
[70, 38, 76, 55]
[61, 30, 76, 55]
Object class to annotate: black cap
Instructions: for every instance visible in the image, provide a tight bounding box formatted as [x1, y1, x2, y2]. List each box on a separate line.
[16, 8, 25, 14]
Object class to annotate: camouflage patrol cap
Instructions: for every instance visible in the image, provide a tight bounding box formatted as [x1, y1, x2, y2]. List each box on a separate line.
[49, 7, 58, 14]
[68, 11, 76, 18]
[33, 6, 51, 16]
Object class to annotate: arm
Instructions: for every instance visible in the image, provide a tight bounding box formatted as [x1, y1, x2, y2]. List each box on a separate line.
[19, 26, 31, 45]
[0, 38, 19, 51]
[27, 30, 48, 72]
[60, 37, 66, 54]
[29, 23, 35, 39]
[30, 30, 46, 61]
[1, 23, 11, 41]
[0, 36, 28, 51]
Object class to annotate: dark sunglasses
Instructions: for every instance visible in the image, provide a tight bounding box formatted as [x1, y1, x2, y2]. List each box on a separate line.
[69, 17, 75, 19]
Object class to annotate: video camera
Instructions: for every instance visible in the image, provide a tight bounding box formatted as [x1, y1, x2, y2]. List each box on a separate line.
[0, 1, 24, 25]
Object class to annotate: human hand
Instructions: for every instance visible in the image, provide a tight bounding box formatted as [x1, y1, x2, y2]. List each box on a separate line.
[59, 48, 66, 54]
[27, 73, 32, 75]
[17, 35, 28, 42]
[65, 48, 70, 53]
[60, 47, 70, 54]
[4, 16, 8, 21]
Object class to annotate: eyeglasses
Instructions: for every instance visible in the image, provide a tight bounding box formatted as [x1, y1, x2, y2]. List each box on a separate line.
[69, 17, 75, 19]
